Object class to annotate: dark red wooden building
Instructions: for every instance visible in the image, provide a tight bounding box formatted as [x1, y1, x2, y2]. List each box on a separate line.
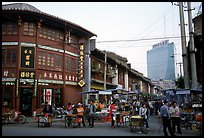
[2, 3, 96, 116]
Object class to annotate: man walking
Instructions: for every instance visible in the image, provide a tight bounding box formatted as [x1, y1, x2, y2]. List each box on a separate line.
[169, 101, 182, 134]
[160, 100, 176, 136]
[88, 100, 96, 128]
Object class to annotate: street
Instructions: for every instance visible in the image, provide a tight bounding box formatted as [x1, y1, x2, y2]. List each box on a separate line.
[2, 115, 201, 136]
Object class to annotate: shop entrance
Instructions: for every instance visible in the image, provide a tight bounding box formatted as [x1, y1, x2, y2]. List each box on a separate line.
[20, 88, 33, 116]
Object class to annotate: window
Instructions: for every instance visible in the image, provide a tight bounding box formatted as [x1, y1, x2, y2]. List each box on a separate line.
[65, 56, 71, 72]
[38, 50, 63, 71]
[2, 22, 18, 35]
[39, 27, 64, 43]
[2, 49, 6, 64]
[11, 50, 16, 63]
[47, 54, 51, 66]
[2, 48, 17, 67]
[23, 22, 35, 36]
[55, 54, 63, 71]
[65, 56, 79, 73]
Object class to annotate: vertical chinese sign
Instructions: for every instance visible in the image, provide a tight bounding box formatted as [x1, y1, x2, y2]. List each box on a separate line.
[20, 46, 36, 96]
[21, 47, 35, 68]
[78, 44, 85, 87]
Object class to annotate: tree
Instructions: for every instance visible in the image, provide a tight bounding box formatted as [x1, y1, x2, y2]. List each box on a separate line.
[175, 76, 185, 89]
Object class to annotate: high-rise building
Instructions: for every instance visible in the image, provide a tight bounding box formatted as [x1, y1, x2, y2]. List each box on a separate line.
[147, 40, 176, 81]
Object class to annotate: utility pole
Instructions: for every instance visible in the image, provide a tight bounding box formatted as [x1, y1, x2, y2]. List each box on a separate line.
[104, 51, 107, 106]
[176, 62, 183, 77]
[104, 51, 107, 90]
[187, 2, 198, 89]
[83, 39, 91, 105]
[178, 2, 190, 89]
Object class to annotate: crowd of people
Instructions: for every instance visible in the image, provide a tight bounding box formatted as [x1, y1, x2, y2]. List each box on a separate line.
[41, 97, 184, 136]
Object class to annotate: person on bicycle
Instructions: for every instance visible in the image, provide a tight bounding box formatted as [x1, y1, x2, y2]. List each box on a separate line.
[43, 101, 53, 124]
[43, 101, 53, 114]
[76, 103, 86, 127]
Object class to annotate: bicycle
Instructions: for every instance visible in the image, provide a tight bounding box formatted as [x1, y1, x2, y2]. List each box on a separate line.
[64, 114, 82, 128]
[2, 111, 26, 124]
[37, 113, 53, 127]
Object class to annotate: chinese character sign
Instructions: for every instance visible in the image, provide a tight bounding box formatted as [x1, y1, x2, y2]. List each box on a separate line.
[20, 71, 35, 79]
[21, 47, 35, 68]
[78, 44, 85, 87]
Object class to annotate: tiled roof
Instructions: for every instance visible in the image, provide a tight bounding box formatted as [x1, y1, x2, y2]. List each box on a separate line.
[2, 3, 42, 13]
[2, 3, 97, 37]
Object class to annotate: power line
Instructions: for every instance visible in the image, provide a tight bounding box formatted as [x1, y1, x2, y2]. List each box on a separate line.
[135, 4, 173, 38]
[96, 35, 189, 43]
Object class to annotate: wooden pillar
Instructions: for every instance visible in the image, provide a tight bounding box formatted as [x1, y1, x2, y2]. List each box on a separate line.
[16, 16, 22, 112]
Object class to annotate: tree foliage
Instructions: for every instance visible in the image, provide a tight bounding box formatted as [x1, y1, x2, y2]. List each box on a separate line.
[175, 76, 185, 89]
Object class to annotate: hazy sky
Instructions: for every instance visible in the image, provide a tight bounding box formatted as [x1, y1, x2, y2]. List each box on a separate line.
[2, 2, 202, 77]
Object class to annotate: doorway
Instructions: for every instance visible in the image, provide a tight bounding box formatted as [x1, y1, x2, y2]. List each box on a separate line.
[20, 88, 33, 116]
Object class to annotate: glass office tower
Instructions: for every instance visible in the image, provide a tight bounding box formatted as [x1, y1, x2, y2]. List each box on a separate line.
[147, 40, 175, 81]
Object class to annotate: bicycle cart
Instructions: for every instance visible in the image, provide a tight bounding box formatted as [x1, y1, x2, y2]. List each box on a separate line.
[36, 113, 53, 127]
[64, 114, 82, 128]
[129, 116, 145, 133]
[120, 111, 130, 127]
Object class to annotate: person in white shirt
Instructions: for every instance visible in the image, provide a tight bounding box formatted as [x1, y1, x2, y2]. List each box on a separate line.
[139, 103, 149, 130]
[169, 101, 182, 134]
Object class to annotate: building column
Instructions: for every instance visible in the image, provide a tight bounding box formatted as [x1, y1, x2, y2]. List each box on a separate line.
[112, 65, 118, 85]
[124, 70, 128, 90]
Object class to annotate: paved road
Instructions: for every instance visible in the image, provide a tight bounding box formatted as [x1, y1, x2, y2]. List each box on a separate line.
[2, 115, 201, 136]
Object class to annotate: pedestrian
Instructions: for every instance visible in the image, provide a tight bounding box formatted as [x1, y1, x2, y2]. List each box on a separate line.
[87, 100, 96, 128]
[99, 101, 105, 111]
[169, 101, 182, 134]
[109, 101, 117, 128]
[43, 101, 53, 114]
[76, 103, 86, 127]
[66, 103, 73, 114]
[42, 101, 53, 125]
[139, 103, 149, 130]
[136, 100, 141, 115]
[160, 100, 176, 136]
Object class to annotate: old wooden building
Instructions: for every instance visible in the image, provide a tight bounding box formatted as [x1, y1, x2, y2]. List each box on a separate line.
[2, 3, 96, 115]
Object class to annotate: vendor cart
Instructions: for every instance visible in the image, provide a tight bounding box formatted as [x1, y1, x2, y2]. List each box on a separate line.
[129, 116, 145, 133]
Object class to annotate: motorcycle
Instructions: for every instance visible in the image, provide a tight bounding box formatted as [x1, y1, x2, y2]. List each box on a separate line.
[2, 111, 26, 124]
[52, 106, 67, 118]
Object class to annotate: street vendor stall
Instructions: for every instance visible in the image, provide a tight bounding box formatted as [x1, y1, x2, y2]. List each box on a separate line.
[129, 115, 145, 133]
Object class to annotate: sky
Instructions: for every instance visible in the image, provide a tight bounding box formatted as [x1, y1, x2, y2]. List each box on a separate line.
[2, 2, 202, 77]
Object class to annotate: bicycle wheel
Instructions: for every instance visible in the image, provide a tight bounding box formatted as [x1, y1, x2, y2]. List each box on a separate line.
[4, 116, 11, 124]
[65, 117, 72, 128]
[71, 117, 79, 128]
[17, 115, 26, 124]
[38, 117, 47, 127]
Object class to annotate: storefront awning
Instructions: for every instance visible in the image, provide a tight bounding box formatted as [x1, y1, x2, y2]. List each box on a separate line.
[78, 88, 129, 95]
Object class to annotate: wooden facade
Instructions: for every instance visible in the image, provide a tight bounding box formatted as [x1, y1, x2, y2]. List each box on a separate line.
[2, 3, 96, 116]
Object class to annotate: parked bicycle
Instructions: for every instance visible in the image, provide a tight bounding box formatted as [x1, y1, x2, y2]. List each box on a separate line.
[2, 111, 26, 124]
[64, 114, 82, 128]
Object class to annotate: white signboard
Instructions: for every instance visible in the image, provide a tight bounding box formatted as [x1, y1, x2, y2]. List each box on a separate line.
[44, 89, 52, 105]
[176, 90, 190, 95]
[99, 91, 112, 95]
